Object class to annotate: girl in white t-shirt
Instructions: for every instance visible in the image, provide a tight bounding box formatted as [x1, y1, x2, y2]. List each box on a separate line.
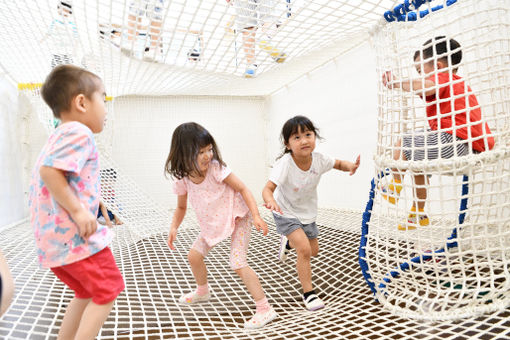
[262, 115, 360, 311]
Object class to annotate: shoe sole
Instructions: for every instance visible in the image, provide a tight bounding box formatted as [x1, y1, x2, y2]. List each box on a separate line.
[244, 312, 278, 329]
[307, 304, 325, 311]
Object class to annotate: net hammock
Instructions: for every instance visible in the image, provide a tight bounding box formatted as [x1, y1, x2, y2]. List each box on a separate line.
[1, 0, 510, 339]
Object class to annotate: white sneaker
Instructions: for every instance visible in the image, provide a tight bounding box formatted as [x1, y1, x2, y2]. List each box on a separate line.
[178, 291, 210, 305]
[278, 236, 290, 263]
[303, 294, 325, 311]
[244, 64, 258, 78]
[97, 216, 106, 225]
[244, 307, 277, 329]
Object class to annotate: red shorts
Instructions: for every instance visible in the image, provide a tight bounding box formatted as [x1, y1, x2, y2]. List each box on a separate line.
[51, 247, 124, 305]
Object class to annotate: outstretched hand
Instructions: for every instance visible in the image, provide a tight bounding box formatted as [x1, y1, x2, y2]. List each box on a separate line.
[382, 71, 395, 89]
[253, 215, 268, 236]
[349, 155, 361, 176]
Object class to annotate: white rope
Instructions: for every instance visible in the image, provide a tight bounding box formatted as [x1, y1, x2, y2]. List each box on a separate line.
[367, 0, 510, 320]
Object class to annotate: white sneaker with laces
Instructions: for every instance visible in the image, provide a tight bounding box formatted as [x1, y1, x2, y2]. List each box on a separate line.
[303, 294, 325, 311]
[178, 291, 210, 305]
[278, 236, 290, 263]
[244, 307, 278, 329]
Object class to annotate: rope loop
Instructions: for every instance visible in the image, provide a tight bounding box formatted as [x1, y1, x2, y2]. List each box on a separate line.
[384, 0, 457, 22]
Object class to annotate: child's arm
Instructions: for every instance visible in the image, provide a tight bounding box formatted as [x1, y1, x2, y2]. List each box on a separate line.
[382, 71, 436, 96]
[224, 173, 268, 236]
[168, 194, 187, 250]
[40, 166, 97, 238]
[262, 181, 283, 214]
[333, 155, 361, 176]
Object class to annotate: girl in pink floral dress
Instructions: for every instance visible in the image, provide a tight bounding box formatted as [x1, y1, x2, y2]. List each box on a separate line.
[165, 122, 277, 329]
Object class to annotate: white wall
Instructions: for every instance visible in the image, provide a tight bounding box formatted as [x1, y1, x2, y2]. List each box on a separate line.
[111, 96, 267, 210]
[0, 75, 25, 228]
[266, 41, 379, 210]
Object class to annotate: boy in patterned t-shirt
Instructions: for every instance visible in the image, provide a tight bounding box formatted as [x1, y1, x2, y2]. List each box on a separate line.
[29, 65, 124, 339]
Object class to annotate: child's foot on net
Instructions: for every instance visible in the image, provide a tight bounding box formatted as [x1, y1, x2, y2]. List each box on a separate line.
[398, 207, 429, 231]
[380, 178, 402, 204]
[303, 292, 325, 311]
[178, 291, 211, 304]
[258, 40, 287, 63]
[278, 235, 291, 263]
[244, 64, 258, 78]
[244, 307, 278, 329]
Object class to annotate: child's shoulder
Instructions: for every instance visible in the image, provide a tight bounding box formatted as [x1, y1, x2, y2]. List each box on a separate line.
[56, 121, 92, 135]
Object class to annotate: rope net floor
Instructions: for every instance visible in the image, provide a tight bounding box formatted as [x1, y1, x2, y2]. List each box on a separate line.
[1, 209, 510, 339]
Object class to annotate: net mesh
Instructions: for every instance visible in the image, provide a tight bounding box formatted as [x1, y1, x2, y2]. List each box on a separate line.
[0, 0, 398, 96]
[2, 0, 510, 338]
[366, 0, 510, 320]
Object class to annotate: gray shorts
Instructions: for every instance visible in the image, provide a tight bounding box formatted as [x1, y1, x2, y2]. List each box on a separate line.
[402, 130, 469, 161]
[273, 213, 319, 239]
[129, 0, 165, 21]
[234, 0, 277, 30]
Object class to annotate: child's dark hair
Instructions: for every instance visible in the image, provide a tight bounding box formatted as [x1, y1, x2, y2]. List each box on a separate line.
[278, 115, 321, 159]
[413, 36, 462, 71]
[41, 65, 101, 119]
[164, 122, 225, 179]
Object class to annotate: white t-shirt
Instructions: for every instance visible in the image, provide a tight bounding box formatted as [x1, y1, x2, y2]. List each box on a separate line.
[269, 152, 335, 224]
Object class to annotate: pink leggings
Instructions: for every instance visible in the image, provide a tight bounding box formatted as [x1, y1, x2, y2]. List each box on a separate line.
[191, 215, 252, 270]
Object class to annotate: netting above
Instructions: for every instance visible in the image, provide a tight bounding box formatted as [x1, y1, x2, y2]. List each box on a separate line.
[0, 0, 399, 96]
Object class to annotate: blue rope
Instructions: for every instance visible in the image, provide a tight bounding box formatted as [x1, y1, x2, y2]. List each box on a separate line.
[378, 175, 470, 292]
[359, 171, 389, 297]
[384, 0, 458, 22]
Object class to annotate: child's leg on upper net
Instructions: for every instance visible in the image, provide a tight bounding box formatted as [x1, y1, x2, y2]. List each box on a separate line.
[148, 0, 164, 51]
[179, 237, 210, 304]
[230, 215, 276, 328]
[51, 247, 124, 340]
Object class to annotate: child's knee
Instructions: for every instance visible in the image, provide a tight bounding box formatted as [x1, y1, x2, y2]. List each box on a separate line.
[188, 249, 203, 266]
[296, 244, 312, 259]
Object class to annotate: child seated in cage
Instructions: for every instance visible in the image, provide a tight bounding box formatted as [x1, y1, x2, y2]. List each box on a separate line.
[165, 122, 277, 329]
[29, 65, 124, 339]
[381, 36, 495, 230]
[262, 115, 360, 311]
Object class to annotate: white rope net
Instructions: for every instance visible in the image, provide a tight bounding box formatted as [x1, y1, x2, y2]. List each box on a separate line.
[2, 0, 510, 339]
[0, 0, 396, 96]
[367, 0, 510, 320]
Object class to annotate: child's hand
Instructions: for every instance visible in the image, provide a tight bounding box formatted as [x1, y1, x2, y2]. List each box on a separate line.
[264, 201, 283, 215]
[98, 201, 113, 228]
[72, 208, 98, 239]
[382, 71, 395, 88]
[253, 215, 268, 236]
[349, 155, 361, 175]
[113, 215, 123, 226]
[167, 227, 178, 250]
